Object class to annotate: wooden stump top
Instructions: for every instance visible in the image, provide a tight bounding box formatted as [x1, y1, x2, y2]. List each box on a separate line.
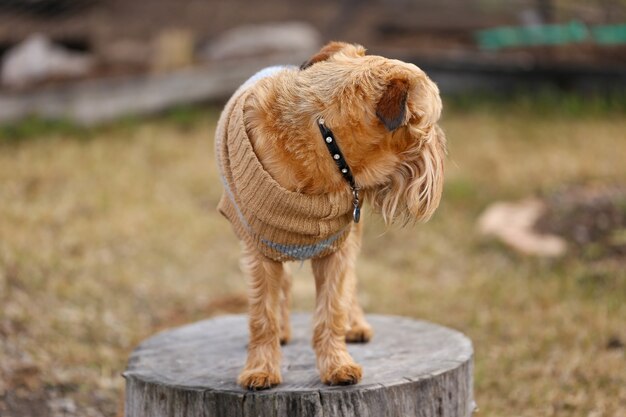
[124, 313, 475, 417]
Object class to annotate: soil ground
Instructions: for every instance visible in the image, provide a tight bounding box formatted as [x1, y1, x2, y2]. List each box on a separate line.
[1, 100, 625, 417]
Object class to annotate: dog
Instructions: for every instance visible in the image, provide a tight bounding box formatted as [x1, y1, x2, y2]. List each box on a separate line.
[215, 41, 446, 390]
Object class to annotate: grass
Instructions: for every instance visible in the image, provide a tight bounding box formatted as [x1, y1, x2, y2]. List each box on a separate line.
[1, 99, 625, 417]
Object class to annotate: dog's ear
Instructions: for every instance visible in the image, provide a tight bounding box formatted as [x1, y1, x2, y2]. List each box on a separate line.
[375, 78, 410, 131]
[300, 41, 364, 70]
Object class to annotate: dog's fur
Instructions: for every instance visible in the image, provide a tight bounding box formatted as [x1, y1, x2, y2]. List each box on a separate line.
[233, 42, 446, 389]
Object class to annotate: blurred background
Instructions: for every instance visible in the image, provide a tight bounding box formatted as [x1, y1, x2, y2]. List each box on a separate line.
[0, 1, 625, 416]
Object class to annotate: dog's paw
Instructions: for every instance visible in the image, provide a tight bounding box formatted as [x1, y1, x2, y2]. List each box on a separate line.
[346, 323, 373, 343]
[322, 362, 363, 386]
[238, 369, 282, 391]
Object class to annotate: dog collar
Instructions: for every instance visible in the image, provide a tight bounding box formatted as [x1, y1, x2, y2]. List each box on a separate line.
[317, 118, 361, 223]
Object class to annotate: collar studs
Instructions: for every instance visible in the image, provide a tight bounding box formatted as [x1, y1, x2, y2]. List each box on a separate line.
[317, 117, 361, 224]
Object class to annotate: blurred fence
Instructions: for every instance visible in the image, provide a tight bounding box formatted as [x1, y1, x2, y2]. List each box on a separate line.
[1, 0, 625, 124]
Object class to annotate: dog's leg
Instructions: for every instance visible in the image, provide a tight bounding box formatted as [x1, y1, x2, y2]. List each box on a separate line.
[345, 268, 374, 343]
[238, 243, 283, 390]
[311, 226, 363, 385]
[279, 264, 292, 345]
[344, 223, 374, 343]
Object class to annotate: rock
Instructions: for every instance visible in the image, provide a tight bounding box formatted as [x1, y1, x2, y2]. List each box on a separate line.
[1, 34, 94, 88]
[202, 22, 321, 61]
[535, 185, 626, 258]
[478, 198, 567, 257]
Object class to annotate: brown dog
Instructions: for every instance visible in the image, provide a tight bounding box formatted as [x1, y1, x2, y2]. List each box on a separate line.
[215, 42, 446, 390]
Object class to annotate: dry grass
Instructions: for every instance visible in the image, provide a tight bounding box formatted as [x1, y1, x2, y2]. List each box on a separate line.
[0, 104, 625, 417]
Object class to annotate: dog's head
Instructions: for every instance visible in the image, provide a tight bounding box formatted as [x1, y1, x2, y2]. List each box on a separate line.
[299, 42, 446, 224]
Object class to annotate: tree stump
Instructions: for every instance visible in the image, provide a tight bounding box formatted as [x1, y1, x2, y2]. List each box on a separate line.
[124, 314, 475, 417]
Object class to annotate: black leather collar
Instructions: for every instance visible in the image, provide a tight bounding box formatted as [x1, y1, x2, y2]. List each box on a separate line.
[317, 118, 361, 223]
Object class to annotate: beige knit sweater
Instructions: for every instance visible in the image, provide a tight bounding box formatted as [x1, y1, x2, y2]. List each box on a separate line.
[215, 69, 353, 262]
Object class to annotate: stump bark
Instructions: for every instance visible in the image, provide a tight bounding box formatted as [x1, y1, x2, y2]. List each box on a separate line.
[124, 314, 475, 417]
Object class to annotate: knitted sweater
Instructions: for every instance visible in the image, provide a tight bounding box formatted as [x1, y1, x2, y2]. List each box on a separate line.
[215, 67, 353, 262]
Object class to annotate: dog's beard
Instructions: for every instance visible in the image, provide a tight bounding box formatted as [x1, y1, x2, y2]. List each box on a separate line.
[368, 125, 446, 226]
